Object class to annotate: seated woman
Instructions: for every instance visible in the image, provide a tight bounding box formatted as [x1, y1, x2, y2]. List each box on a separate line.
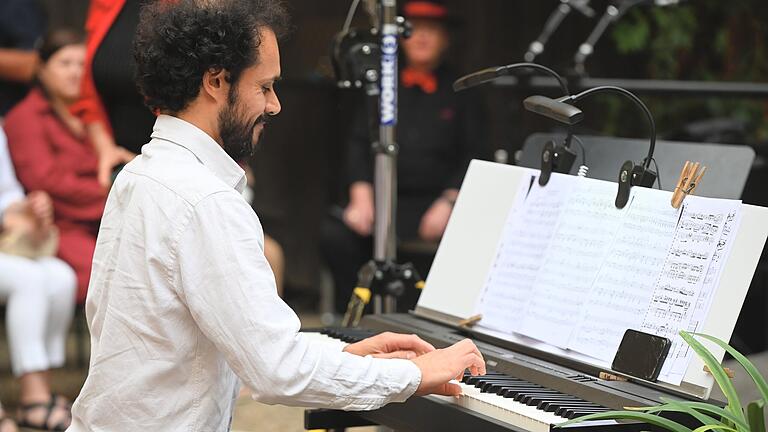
[4, 29, 106, 304]
[0, 126, 76, 431]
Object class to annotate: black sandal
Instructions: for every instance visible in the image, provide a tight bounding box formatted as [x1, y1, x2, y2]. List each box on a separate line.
[16, 398, 70, 432]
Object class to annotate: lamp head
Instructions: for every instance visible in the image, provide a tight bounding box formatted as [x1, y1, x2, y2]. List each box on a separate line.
[523, 95, 584, 126]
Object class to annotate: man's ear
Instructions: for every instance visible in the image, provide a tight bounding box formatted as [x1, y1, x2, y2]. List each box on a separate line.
[201, 68, 230, 103]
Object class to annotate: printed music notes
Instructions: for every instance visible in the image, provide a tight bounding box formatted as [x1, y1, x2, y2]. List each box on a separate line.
[475, 172, 742, 386]
[640, 198, 741, 384]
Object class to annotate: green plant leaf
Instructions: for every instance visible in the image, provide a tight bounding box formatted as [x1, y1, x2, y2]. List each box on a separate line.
[680, 331, 745, 424]
[691, 426, 738, 432]
[694, 333, 768, 405]
[555, 410, 692, 432]
[747, 400, 766, 432]
[653, 399, 750, 431]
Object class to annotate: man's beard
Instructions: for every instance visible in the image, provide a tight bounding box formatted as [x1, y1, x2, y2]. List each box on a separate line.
[218, 86, 266, 161]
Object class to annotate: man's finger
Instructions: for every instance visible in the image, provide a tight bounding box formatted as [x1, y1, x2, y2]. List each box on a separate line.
[432, 382, 462, 397]
[394, 334, 435, 355]
[372, 350, 416, 360]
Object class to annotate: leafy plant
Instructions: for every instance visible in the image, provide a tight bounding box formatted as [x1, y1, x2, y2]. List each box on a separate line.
[558, 331, 767, 432]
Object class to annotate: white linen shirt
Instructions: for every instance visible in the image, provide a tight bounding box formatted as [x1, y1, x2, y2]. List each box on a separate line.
[68, 115, 421, 432]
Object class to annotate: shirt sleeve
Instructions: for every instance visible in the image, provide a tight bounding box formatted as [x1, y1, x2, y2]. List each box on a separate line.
[0, 127, 25, 215]
[175, 191, 421, 410]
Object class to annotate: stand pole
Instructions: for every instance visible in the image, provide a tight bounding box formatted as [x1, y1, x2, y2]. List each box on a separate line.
[373, 0, 399, 313]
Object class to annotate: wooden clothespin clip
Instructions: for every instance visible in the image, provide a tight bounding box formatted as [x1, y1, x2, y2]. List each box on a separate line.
[671, 161, 707, 209]
[703, 365, 735, 379]
[599, 372, 628, 382]
[458, 314, 482, 328]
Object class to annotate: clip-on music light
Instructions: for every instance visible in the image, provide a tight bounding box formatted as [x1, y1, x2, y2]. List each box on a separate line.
[332, 0, 425, 326]
[523, 85, 658, 208]
[453, 63, 577, 186]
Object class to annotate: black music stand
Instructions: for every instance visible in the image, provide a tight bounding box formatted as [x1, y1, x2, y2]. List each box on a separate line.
[516, 133, 755, 199]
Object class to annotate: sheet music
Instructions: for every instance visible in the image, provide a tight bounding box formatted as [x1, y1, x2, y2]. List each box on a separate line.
[567, 187, 679, 361]
[648, 198, 742, 384]
[477, 174, 575, 333]
[518, 178, 627, 348]
[474, 172, 742, 385]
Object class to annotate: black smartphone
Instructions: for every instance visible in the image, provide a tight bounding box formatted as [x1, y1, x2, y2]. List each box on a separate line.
[611, 329, 672, 382]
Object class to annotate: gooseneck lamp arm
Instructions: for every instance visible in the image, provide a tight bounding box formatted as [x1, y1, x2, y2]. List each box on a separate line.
[453, 62, 570, 96]
[564, 85, 656, 169]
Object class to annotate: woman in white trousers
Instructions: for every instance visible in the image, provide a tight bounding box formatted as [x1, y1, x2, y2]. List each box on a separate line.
[0, 125, 75, 432]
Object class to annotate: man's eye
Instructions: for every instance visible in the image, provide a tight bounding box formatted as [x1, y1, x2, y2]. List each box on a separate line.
[261, 86, 272, 93]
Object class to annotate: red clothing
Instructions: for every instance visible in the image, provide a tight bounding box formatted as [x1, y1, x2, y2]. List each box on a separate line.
[5, 88, 106, 303]
[70, 0, 125, 129]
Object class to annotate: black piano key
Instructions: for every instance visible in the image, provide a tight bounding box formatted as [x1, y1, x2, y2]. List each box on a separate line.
[560, 407, 608, 419]
[514, 391, 561, 403]
[487, 382, 532, 394]
[555, 405, 595, 417]
[539, 399, 599, 412]
[479, 379, 527, 391]
[567, 409, 610, 419]
[531, 396, 587, 408]
[501, 386, 546, 398]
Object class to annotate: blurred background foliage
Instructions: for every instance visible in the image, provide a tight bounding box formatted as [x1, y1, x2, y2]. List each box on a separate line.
[602, 0, 768, 144]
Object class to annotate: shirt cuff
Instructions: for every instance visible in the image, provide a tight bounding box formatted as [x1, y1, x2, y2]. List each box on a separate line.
[380, 358, 422, 403]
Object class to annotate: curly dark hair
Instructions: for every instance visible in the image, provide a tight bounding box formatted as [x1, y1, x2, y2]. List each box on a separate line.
[134, 0, 289, 113]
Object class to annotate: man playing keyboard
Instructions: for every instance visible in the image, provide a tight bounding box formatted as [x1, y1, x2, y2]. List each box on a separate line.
[66, 1, 485, 431]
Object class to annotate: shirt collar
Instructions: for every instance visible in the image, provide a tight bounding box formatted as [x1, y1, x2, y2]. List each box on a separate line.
[150, 114, 246, 193]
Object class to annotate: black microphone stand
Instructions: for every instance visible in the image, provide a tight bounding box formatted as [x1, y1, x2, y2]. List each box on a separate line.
[331, 0, 424, 327]
[573, 0, 647, 76]
[524, 0, 595, 62]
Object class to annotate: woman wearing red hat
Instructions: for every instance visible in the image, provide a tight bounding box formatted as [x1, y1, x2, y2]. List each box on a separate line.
[322, 0, 488, 314]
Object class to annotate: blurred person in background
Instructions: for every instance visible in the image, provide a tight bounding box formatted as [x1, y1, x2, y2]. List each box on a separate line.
[321, 0, 487, 314]
[0, 126, 76, 432]
[4, 29, 105, 305]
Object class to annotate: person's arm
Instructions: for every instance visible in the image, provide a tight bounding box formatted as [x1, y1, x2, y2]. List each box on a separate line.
[86, 121, 135, 188]
[4, 109, 105, 210]
[343, 103, 375, 236]
[176, 192, 484, 409]
[70, 0, 135, 188]
[0, 48, 38, 83]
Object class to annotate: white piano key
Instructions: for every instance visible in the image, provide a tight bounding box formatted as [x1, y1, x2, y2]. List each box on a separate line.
[441, 382, 567, 432]
[308, 331, 580, 432]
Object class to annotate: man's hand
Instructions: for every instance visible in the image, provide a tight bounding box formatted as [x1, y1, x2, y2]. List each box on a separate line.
[97, 145, 136, 189]
[343, 332, 435, 360]
[412, 339, 486, 396]
[418, 198, 453, 242]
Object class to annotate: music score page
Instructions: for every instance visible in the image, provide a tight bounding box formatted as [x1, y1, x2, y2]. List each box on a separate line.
[475, 173, 741, 385]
